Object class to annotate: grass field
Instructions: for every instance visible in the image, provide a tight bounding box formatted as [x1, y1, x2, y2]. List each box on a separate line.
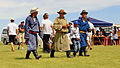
[0, 42, 120, 68]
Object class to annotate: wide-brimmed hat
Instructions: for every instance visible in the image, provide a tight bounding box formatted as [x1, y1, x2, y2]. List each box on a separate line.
[80, 10, 88, 15]
[30, 7, 39, 14]
[57, 9, 67, 14]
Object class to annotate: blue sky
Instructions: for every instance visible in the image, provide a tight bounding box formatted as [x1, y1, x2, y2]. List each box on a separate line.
[0, 0, 120, 40]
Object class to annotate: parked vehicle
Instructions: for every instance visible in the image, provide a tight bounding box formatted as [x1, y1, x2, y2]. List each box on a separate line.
[1, 27, 19, 45]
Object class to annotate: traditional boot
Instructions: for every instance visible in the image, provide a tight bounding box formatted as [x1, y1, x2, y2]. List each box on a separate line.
[66, 51, 72, 58]
[73, 52, 76, 57]
[50, 50, 55, 57]
[83, 47, 90, 56]
[33, 50, 42, 59]
[79, 48, 83, 56]
[25, 51, 31, 59]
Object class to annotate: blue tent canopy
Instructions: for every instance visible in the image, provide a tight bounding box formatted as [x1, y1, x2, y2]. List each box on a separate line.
[72, 17, 113, 27]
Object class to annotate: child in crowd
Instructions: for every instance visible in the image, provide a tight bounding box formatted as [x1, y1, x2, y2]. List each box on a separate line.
[110, 30, 114, 45]
[70, 22, 80, 57]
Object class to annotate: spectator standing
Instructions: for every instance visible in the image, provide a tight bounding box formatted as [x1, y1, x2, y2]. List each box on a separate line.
[18, 21, 25, 50]
[110, 30, 114, 45]
[113, 26, 118, 45]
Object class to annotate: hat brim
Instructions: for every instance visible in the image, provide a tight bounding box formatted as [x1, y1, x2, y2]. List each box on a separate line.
[30, 8, 40, 14]
[57, 12, 67, 14]
[80, 12, 88, 15]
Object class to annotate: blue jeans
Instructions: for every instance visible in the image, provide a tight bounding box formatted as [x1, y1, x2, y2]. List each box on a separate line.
[71, 38, 80, 52]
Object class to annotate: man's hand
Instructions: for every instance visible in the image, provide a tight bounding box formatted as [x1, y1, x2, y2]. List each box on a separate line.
[15, 35, 18, 39]
[20, 28, 24, 32]
[21, 29, 24, 32]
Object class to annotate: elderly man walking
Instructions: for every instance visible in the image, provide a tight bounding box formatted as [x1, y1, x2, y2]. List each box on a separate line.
[24, 8, 43, 59]
[50, 9, 72, 58]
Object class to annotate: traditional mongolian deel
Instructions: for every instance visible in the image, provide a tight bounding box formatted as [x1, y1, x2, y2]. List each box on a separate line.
[72, 18, 90, 47]
[52, 17, 70, 52]
[25, 15, 43, 51]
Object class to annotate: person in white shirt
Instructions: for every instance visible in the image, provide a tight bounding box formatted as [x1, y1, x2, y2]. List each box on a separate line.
[87, 18, 95, 50]
[7, 18, 18, 52]
[40, 13, 55, 53]
[70, 22, 80, 57]
[113, 26, 118, 45]
[110, 30, 114, 45]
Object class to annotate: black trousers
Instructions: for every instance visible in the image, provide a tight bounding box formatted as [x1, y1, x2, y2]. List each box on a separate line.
[43, 34, 50, 53]
[9, 35, 16, 43]
[26, 50, 39, 59]
[79, 46, 87, 56]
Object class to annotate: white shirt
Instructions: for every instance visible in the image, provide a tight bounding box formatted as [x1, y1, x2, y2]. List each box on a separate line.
[70, 27, 80, 39]
[40, 19, 53, 34]
[88, 22, 95, 30]
[7, 23, 18, 35]
[113, 29, 118, 39]
[88, 22, 95, 36]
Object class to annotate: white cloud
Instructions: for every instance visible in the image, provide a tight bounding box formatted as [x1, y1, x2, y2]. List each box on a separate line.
[0, 0, 120, 19]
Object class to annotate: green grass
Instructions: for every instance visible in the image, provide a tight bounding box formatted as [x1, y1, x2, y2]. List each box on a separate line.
[0, 42, 120, 68]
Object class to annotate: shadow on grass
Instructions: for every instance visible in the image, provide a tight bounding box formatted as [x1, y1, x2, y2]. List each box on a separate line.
[15, 55, 74, 60]
[41, 55, 70, 59]
[15, 57, 32, 60]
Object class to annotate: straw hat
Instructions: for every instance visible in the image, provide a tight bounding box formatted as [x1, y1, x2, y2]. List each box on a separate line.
[30, 7, 39, 14]
[57, 9, 67, 14]
[80, 10, 88, 15]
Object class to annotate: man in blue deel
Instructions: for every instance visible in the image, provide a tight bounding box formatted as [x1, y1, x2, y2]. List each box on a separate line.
[25, 8, 43, 59]
[72, 10, 90, 56]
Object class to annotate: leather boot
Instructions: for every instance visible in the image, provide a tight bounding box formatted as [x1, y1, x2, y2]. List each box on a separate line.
[66, 51, 72, 58]
[83, 47, 90, 56]
[50, 50, 55, 57]
[73, 52, 76, 57]
[33, 50, 42, 59]
[25, 51, 31, 59]
[79, 48, 83, 56]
